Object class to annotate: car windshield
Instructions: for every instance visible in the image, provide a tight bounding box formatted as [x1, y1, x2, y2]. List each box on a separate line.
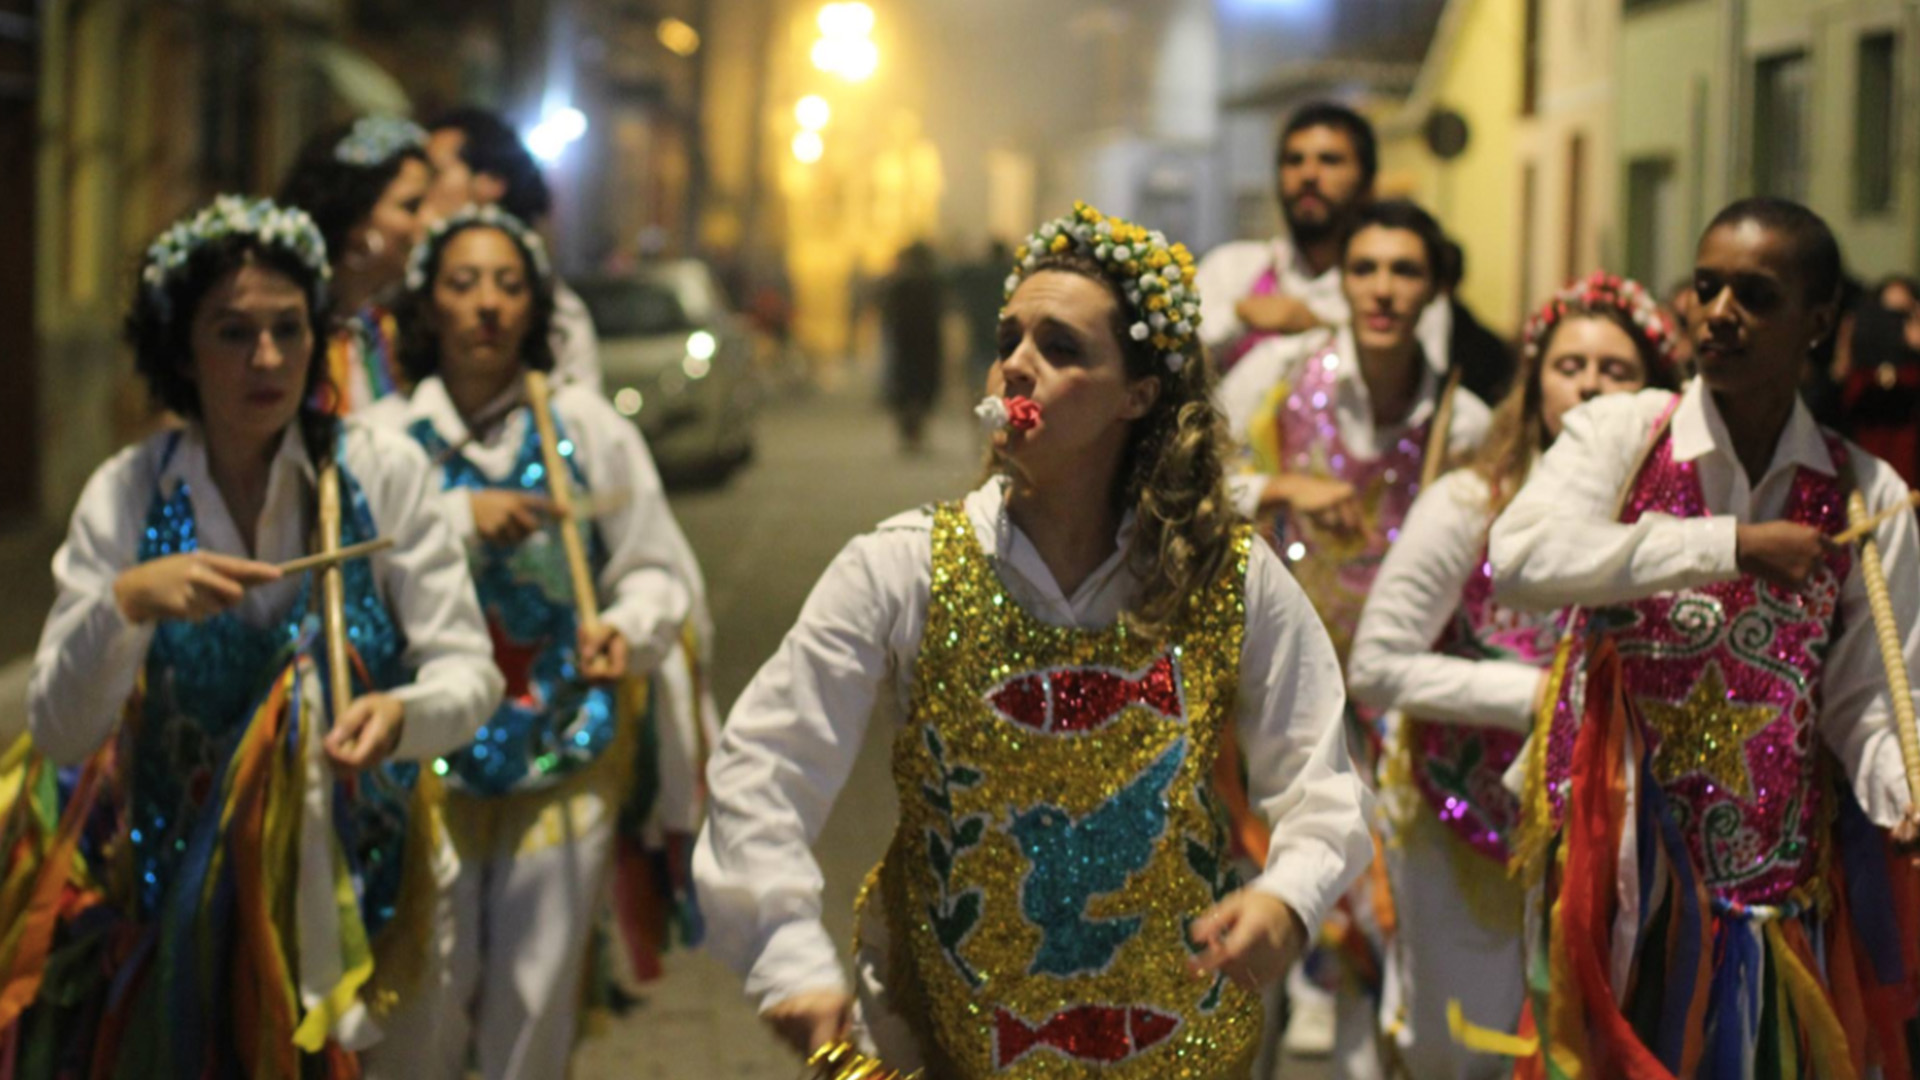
[574, 279, 695, 337]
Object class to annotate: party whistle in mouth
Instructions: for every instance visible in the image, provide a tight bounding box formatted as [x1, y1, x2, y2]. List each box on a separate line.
[975, 395, 1042, 433]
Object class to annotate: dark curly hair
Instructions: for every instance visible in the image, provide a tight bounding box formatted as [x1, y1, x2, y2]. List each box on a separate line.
[396, 220, 558, 383]
[1009, 252, 1238, 641]
[427, 107, 553, 224]
[125, 233, 336, 464]
[277, 120, 428, 277]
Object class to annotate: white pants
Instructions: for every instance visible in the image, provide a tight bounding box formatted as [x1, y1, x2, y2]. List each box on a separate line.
[1379, 818, 1526, 1080]
[371, 783, 619, 1080]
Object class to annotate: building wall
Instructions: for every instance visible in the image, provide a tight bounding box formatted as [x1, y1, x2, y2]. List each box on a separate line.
[1519, 0, 1624, 310]
[1379, 0, 1526, 332]
[1616, 0, 1728, 295]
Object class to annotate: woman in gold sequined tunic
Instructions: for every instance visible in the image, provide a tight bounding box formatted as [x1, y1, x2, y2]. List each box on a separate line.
[695, 206, 1375, 1078]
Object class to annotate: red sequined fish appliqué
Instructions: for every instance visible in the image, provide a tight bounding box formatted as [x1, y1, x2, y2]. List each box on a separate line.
[983, 655, 1184, 735]
[993, 1004, 1182, 1066]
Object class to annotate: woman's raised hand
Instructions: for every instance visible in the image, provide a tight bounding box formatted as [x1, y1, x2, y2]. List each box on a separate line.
[113, 552, 283, 624]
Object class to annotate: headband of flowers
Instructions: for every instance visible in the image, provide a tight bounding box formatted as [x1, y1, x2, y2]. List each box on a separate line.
[405, 203, 554, 293]
[140, 195, 331, 323]
[1521, 270, 1683, 372]
[1007, 201, 1202, 374]
[332, 115, 428, 167]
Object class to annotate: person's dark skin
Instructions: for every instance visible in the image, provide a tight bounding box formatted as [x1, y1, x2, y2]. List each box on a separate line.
[1692, 219, 1920, 851]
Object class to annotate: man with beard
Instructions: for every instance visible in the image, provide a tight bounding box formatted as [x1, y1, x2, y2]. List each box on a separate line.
[1197, 102, 1449, 376]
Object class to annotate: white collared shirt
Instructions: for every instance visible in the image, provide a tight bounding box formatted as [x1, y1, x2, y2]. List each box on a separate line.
[361, 375, 694, 676]
[1489, 380, 1920, 826]
[28, 421, 504, 766]
[692, 477, 1374, 1011]
[1193, 235, 1453, 365]
[1349, 468, 1546, 733]
[1216, 326, 1493, 518]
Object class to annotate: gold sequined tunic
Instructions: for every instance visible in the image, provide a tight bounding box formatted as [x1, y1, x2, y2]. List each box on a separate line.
[860, 503, 1264, 1079]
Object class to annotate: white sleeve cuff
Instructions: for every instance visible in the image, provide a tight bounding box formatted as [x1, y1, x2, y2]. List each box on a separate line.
[746, 918, 851, 1014]
[1690, 515, 1740, 581]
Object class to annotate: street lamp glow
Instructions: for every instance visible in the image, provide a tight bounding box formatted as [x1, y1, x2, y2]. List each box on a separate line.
[527, 107, 589, 162]
[657, 17, 701, 57]
[792, 130, 824, 164]
[795, 95, 832, 131]
[811, 36, 878, 81]
[817, 2, 875, 40]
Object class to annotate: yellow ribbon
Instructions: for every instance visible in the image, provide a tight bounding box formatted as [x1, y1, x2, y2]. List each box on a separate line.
[1763, 922, 1858, 1080]
[1448, 1000, 1539, 1058]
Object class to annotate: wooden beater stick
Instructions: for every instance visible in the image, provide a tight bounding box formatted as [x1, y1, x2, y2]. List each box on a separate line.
[276, 536, 394, 576]
[1847, 490, 1920, 807]
[524, 370, 602, 631]
[318, 464, 353, 715]
[1832, 490, 1920, 546]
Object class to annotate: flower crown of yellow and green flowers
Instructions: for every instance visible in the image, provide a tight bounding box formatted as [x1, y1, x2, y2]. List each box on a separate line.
[140, 196, 330, 323]
[1006, 202, 1202, 374]
[333, 115, 428, 167]
[405, 203, 553, 293]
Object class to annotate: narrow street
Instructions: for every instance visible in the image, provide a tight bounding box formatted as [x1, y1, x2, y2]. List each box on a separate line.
[574, 383, 977, 1079]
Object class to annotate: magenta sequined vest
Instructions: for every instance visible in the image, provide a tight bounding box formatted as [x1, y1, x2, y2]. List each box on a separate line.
[1542, 415, 1853, 905]
[1409, 542, 1560, 862]
[1261, 340, 1432, 661]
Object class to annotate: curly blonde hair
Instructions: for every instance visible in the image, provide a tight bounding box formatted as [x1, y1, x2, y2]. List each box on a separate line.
[1010, 253, 1239, 640]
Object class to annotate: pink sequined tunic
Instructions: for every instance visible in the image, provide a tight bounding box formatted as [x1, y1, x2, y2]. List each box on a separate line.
[1541, 418, 1853, 905]
[1255, 339, 1431, 662]
[1409, 544, 1560, 862]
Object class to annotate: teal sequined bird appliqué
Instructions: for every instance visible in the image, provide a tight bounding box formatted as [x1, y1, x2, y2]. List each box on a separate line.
[1006, 737, 1187, 977]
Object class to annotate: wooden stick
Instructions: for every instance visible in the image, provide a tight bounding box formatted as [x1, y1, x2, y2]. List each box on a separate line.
[1848, 490, 1920, 809]
[318, 465, 353, 716]
[524, 370, 602, 631]
[276, 536, 395, 576]
[1420, 366, 1464, 489]
[1833, 489, 1920, 546]
[565, 487, 631, 521]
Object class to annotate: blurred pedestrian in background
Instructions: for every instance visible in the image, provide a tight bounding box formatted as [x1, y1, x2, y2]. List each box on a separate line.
[880, 241, 947, 454]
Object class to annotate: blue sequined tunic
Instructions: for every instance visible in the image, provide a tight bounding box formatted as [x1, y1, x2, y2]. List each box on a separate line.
[130, 433, 417, 932]
[409, 410, 618, 796]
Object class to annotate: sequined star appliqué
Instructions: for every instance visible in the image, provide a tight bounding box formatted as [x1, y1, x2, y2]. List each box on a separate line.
[1640, 661, 1778, 800]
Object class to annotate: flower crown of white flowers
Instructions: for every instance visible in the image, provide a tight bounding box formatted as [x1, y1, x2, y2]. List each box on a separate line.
[405, 203, 554, 293]
[140, 196, 331, 323]
[1006, 201, 1203, 374]
[332, 115, 428, 167]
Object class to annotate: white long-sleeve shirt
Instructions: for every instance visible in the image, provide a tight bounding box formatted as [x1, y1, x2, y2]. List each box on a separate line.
[693, 478, 1375, 1011]
[362, 375, 693, 676]
[28, 421, 503, 766]
[1349, 468, 1546, 733]
[1194, 236, 1451, 364]
[1216, 326, 1492, 519]
[1489, 381, 1920, 827]
[551, 280, 604, 395]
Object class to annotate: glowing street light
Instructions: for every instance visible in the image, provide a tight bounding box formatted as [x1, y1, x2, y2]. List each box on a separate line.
[811, 36, 878, 81]
[817, 2, 875, 40]
[792, 130, 825, 164]
[527, 106, 589, 162]
[657, 17, 701, 57]
[811, 2, 878, 82]
[795, 95, 832, 132]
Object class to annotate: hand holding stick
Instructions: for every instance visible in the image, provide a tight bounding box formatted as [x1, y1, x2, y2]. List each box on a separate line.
[524, 370, 603, 632]
[276, 537, 395, 576]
